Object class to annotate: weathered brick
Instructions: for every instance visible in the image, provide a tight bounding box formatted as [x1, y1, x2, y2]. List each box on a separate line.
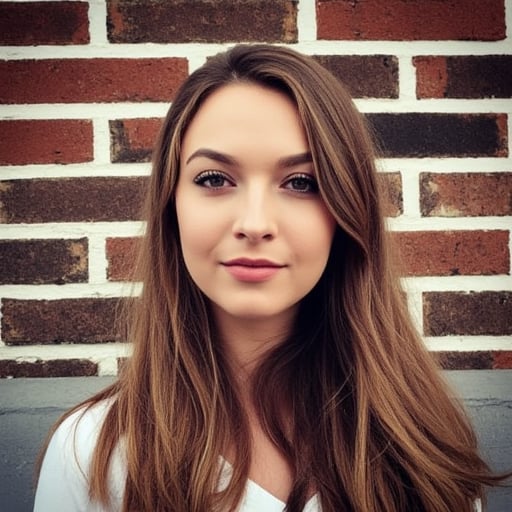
[316, 0, 506, 41]
[106, 237, 139, 281]
[492, 351, 512, 369]
[378, 172, 402, 217]
[313, 55, 398, 98]
[0, 59, 188, 104]
[107, 0, 297, 43]
[367, 113, 508, 158]
[0, 2, 89, 45]
[0, 120, 93, 165]
[424, 292, 512, 336]
[0, 238, 88, 285]
[1, 298, 123, 345]
[0, 177, 147, 223]
[420, 172, 512, 217]
[393, 230, 509, 276]
[414, 56, 512, 99]
[110, 118, 163, 163]
[0, 359, 97, 378]
[435, 351, 493, 370]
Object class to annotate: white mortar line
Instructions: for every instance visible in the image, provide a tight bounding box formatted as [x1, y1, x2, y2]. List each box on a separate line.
[0, 282, 142, 300]
[0, 163, 151, 180]
[405, 288, 424, 336]
[424, 336, 512, 351]
[0, 222, 145, 239]
[92, 118, 111, 164]
[400, 168, 421, 218]
[388, 217, 512, 231]
[297, 0, 317, 43]
[378, 158, 512, 173]
[397, 55, 417, 102]
[88, 0, 109, 46]
[401, 275, 512, 292]
[87, 234, 109, 284]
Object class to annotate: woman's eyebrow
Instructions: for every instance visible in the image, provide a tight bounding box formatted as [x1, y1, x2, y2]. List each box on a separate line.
[185, 148, 237, 166]
[277, 152, 312, 168]
[185, 148, 312, 168]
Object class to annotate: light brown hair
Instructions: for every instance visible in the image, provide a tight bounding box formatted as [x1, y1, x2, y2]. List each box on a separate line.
[39, 44, 505, 511]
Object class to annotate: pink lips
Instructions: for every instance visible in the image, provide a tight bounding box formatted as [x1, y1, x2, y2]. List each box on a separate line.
[221, 258, 285, 282]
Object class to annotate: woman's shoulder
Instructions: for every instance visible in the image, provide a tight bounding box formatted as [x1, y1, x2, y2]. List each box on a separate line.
[34, 398, 124, 512]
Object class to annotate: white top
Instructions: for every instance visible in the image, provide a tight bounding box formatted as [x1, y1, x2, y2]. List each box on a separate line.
[33, 401, 320, 511]
[34, 401, 481, 512]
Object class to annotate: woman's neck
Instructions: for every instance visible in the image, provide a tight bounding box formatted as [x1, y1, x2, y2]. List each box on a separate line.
[212, 305, 297, 378]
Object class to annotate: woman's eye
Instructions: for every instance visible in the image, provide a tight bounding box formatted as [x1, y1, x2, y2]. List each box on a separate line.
[283, 174, 318, 193]
[193, 171, 233, 189]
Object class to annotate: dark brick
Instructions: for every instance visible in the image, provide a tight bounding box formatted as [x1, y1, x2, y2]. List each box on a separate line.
[316, 0, 506, 41]
[0, 177, 147, 223]
[0, 2, 89, 45]
[107, 0, 297, 43]
[378, 172, 402, 217]
[314, 55, 398, 98]
[424, 292, 512, 336]
[393, 230, 509, 276]
[367, 113, 508, 158]
[435, 351, 493, 370]
[493, 351, 512, 369]
[106, 237, 140, 281]
[0, 238, 88, 285]
[420, 172, 512, 217]
[1, 298, 123, 345]
[0, 359, 97, 378]
[415, 56, 512, 99]
[110, 118, 163, 163]
[0, 120, 93, 165]
[0, 59, 188, 104]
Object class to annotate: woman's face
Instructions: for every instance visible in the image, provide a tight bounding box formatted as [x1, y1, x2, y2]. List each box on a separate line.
[176, 83, 336, 326]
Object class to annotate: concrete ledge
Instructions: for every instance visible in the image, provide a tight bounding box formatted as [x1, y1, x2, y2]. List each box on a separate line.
[1, 371, 510, 511]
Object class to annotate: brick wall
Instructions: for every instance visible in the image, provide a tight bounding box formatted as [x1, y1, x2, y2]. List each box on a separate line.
[0, 0, 510, 377]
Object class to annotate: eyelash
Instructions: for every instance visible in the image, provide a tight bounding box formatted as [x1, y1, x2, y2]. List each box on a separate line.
[192, 170, 318, 194]
[282, 173, 319, 194]
[193, 170, 234, 189]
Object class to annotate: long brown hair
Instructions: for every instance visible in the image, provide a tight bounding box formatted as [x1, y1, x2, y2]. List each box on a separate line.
[39, 44, 504, 511]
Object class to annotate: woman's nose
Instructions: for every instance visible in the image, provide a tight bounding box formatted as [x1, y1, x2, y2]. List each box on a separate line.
[232, 189, 277, 242]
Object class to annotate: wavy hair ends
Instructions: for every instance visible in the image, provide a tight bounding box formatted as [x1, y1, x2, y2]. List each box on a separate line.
[39, 44, 506, 512]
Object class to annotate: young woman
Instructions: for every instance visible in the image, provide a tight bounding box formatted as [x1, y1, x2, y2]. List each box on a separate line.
[34, 44, 503, 512]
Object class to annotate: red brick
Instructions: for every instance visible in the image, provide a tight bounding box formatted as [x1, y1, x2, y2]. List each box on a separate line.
[492, 351, 512, 369]
[0, 359, 97, 378]
[0, 177, 147, 223]
[435, 351, 493, 370]
[0, 2, 89, 45]
[313, 55, 398, 98]
[367, 113, 508, 158]
[107, 0, 297, 43]
[110, 118, 163, 163]
[393, 230, 509, 276]
[106, 237, 140, 281]
[0, 238, 88, 285]
[424, 292, 512, 336]
[0, 120, 93, 165]
[420, 173, 512, 217]
[0, 59, 188, 104]
[379, 172, 402, 217]
[1, 298, 123, 345]
[316, 0, 506, 41]
[415, 56, 512, 99]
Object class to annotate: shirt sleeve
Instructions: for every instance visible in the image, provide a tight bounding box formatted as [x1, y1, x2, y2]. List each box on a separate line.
[33, 402, 117, 512]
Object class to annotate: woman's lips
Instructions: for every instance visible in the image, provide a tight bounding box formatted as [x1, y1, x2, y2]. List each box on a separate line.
[221, 258, 285, 282]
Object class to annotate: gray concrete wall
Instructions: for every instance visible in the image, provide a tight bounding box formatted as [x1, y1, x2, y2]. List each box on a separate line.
[0, 371, 510, 511]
